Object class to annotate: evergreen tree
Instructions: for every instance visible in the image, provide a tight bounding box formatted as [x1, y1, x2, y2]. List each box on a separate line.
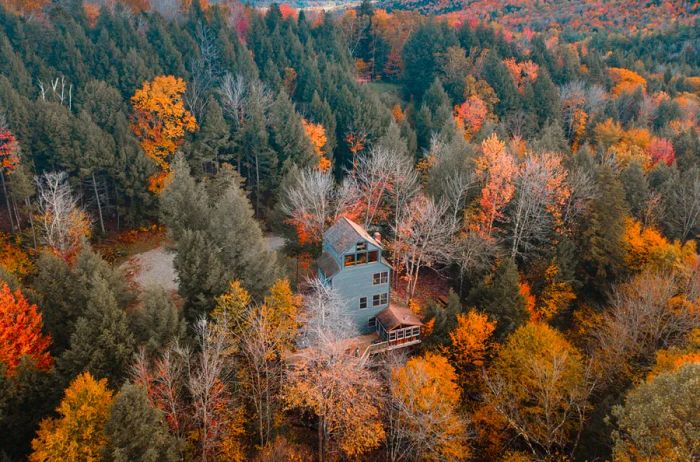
[482, 51, 521, 117]
[103, 383, 179, 462]
[268, 90, 315, 171]
[531, 70, 560, 129]
[578, 164, 627, 298]
[59, 275, 136, 388]
[468, 259, 527, 339]
[189, 97, 232, 175]
[131, 287, 186, 358]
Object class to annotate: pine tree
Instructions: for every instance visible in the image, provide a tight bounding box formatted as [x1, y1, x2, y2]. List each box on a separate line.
[189, 97, 232, 175]
[59, 275, 136, 388]
[531, 70, 560, 129]
[268, 90, 315, 171]
[468, 259, 527, 339]
[131, 287, 185, 358]
[103, 382, 179, 462]
[579, 164, 627, 298]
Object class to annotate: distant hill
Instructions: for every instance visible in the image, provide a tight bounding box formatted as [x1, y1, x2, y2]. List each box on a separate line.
[375, 0, 699, 34]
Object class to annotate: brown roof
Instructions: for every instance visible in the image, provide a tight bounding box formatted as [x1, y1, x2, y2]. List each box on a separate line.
[377, 303, 423, 331]
[324, 217, 382, 254]
[317, 251, 340, 278]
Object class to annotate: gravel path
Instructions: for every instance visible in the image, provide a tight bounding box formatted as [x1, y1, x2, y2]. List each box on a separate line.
[119, 246, 178, 292]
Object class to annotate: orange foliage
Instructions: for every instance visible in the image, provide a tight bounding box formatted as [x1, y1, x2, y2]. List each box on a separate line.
[622, 218, 696, 274]
[472, 135, 516, 237]
[454, 95, 488, 141]
[130, 76, 198, 193]
[279, 3, 297, 19]
[391, 104, 404, 123]
[0, 283, 52, 375]
[571, 109, 587, 152]
[0, 233, 33, 278]
[0, 0, 49, 14]
[122, 0, 150, 13]
[609, 67, 647, 96]
[503, 58, 538, 93]
[446, 310, 496, 382]
[518, 280, 536, 321]
[83, 2, 100, 27]
[647, 329, 700, 381]
[302, 119, 330, 172]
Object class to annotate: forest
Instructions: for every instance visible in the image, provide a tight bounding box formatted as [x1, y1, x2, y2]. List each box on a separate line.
[0, 0, 698, 461]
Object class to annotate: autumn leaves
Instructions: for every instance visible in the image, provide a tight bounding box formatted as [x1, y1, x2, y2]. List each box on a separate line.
[130, 75, 331, 194]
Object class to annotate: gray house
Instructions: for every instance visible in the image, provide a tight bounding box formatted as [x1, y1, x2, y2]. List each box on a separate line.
[318, 218, 422, 347]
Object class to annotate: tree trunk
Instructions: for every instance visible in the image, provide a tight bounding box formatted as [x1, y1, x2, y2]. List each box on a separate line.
[92, 172, 105, 235]
[26, 198, 37, 249]
[1, 172, 14, 232]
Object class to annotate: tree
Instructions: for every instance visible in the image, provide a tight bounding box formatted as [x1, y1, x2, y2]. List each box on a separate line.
[508, 151, 570, 259]
[590, 271, 699, 389]
[130, 75, 198, 193]
[392, 193, 457, 298]
[131, 287, 186, 359]
[608, 67, 647, 96]
[454, 96, 488, 141]
[610, 363, 699, 462]
[302, 119, 331, 171]
[30, 372, 114, 462]
[662, 167, 700, 242]
[284, 347, 384, 461]
[446, 310, 496, 385]
[0, 283, 52, 376]
[484, 323, 592, 458]
[468, 259, 527, 339]
[34, 172, 91, 256]
[59, 275, 136, 388]
[104, 382, 179, 462]
[0, 123, 20, 232]
[471, 135, 516, 238]
[387, 352, 469, 462]
[133, 320, 245, 462]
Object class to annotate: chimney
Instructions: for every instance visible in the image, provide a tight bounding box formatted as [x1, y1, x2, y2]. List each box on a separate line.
[373, 232, 381, 243]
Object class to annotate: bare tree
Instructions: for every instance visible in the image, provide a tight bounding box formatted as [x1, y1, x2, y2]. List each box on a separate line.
[299, 278, 357, 350]
[590, 271, 700, 389]
[392, 194, 458, 299]
[663, 167, 700, 242]
[562, 164, 597, 231]
[279, 168, 362, 245]
[508, 152, 570, 259]
[133, 319, 243, 462]
[185, 23, 222, 120]
[35, 172, 91, 254]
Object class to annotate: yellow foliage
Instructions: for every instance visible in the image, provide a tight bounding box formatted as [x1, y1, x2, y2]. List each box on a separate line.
[647, 328, 700, 380]
[130, 75, 197, 193]
[622, 218, 696, 274]
[30, 372, 113, 462]
[391, 353, 469, 461]
[447, 310, 496, 372]
[608, 67, 647, 96]
[534, 264, 576, 323]
[263, 279, 301, 350]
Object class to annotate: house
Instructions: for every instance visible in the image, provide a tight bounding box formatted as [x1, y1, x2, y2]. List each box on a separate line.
[318, 217, 422, 350]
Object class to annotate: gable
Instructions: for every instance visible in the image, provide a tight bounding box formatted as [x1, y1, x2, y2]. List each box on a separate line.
[323, 217, 382, 255]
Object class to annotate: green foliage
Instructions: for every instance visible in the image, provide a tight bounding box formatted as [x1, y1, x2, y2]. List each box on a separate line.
[611, 363, 700, 462]
[104, 382, 179, 462]
[131, 287, 186, 358]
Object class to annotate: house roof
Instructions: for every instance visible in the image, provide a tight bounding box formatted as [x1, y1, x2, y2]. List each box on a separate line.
[377, 303, 423, 331]
[324, 217, 382, 254]
[317, 251, 340, 278]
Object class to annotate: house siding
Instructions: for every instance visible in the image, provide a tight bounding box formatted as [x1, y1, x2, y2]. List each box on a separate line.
[319, 235, 391, 334]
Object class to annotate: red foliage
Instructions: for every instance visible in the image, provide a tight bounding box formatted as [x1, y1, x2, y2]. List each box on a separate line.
[0, 129, 20, 173]
[648, 137, 675, 166]
[0, 283, 52, 376]
[454, 96, 488, 140]
[279, 3, 297, 20]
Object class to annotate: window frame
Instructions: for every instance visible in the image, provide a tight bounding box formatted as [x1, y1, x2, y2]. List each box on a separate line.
[359, 297, 368, 309]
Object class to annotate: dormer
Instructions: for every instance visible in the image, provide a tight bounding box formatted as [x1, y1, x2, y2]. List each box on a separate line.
[317, 217, 384, 280]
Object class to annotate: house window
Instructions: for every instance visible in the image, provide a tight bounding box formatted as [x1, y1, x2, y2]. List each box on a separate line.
[373, 271, 389, 285]
[368, 250, 379, 262]
[344, 254, 355, 267]
[373, 293, 388, 306]
[359, 297, 367, 309]
[368, 316, 376, 328]
[356, 252, 367, 264]
[356, 241, 367, 251]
